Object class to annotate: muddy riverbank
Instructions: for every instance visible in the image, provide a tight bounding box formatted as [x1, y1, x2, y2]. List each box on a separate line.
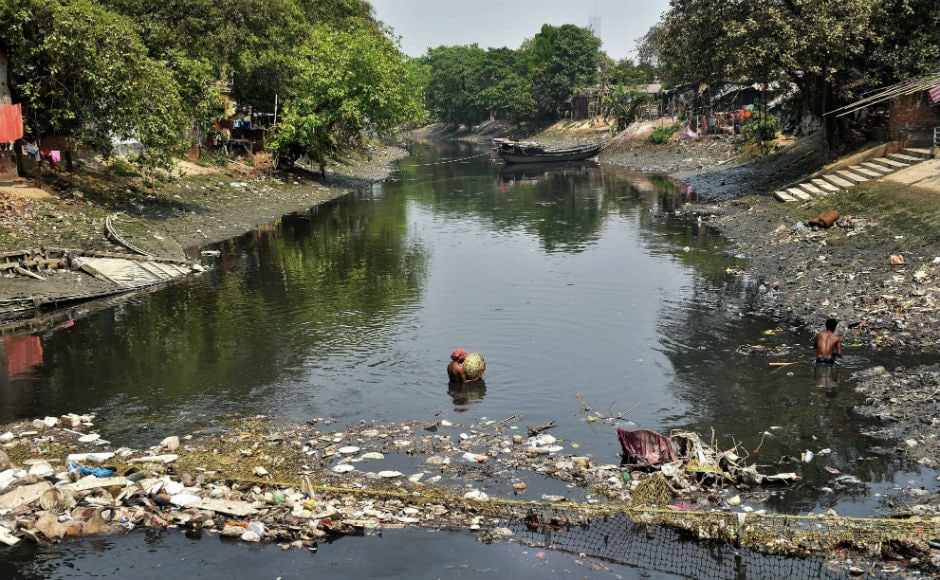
[0, 144, 409, 303]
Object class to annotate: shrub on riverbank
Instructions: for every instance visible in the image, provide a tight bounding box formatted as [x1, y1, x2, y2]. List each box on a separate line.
[646, 122, 682, 144]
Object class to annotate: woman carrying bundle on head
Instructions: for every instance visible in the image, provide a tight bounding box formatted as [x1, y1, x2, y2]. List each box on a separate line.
[447, 348, 485, 383]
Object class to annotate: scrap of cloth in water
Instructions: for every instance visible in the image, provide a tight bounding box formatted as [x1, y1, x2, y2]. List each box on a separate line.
[617, 427, 676, 466]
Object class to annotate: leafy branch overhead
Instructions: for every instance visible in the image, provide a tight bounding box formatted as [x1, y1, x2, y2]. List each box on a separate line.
[0, 0, 425, 171]
[2, 0, 937, 173]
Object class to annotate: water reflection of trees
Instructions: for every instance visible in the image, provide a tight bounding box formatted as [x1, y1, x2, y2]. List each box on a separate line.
[12, 190, 428, 435]
[401, 144, 697, 254]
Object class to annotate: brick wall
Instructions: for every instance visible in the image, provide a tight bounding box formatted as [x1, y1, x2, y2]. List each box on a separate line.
[890, 92, 940, 145]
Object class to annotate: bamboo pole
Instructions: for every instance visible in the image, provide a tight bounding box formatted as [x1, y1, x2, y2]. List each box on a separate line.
[826, 73, 940, 118]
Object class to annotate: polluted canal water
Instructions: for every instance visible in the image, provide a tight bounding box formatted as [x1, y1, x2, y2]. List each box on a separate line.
[0, 141, 935, 579]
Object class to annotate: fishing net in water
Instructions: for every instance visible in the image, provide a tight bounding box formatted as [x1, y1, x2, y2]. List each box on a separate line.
[289, 475, 938, 578]
[466, 491, 936, 578]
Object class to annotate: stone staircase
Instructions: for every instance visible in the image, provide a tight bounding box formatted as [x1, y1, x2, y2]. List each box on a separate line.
[773, 147, 934, 202]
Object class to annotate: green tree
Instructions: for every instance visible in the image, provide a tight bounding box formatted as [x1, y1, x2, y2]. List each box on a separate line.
[266, 25, 425, 172]
[421, 45, 489, 124]
[99, 0, 380, 127]
[2, 0, 187, 165]
[526, 24, 602, 88]
[523, 24, 603, 119]
[420, 45, 531, 125]
[636, 23, 673, 85]
[476, 48, 532, 122]
[659, 0, 908, 154]
[607, 57, 649, 87]
[869, 0, 940, 82]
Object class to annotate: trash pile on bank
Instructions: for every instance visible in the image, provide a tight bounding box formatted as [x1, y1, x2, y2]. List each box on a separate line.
[0, 409, 852, 552]
[760, 210, 940, 351]
[686, 198, 940, 353]
[854, 363, 940, 470]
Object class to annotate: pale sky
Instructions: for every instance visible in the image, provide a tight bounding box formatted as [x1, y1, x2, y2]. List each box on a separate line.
[369, 0, 670, 62]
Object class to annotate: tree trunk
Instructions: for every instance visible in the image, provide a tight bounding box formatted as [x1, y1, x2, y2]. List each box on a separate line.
[794, 73, 834, 161]
[0, 40, 11, 105]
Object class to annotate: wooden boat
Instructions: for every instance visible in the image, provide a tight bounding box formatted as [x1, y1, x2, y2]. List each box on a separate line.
[494, 139, 605, 164]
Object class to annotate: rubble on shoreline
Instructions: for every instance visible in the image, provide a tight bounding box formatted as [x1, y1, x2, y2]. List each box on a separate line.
[853, 364, 940, 468]
[0, 411, 937, 575]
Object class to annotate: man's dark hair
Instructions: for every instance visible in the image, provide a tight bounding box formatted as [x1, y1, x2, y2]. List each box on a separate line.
[825, 318, 838, 331]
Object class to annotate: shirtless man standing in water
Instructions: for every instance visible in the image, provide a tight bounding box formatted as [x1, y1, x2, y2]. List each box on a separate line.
[814, 318, 843, 365]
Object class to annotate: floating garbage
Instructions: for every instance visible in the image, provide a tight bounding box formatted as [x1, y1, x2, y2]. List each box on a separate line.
[0, 409, 930, 577]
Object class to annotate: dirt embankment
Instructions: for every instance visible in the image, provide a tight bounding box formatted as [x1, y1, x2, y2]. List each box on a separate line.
[0, 145, 408, 301]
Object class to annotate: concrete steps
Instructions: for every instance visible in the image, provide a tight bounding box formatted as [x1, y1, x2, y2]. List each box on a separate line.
[871, 157, 910, 170]
[834, 169, 869, 184]
[859, 162, 892, 175]
[906, 147, 933, 159]
[820, 173, 855, 188]
[797, 182, 827, 196]
[887, 152, 924, 165]
[848, 166, 882, 178]
[773, 148, 931, 202]
[810, 178, 840, 193]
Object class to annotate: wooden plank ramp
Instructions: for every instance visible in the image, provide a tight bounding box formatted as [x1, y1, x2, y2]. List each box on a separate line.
[0, 248, 204, 322]
[73, 257, 193, 288]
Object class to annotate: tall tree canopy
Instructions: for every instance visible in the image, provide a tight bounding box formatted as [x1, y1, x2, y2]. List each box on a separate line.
[525, 24, 602, 89]
[2, 0, 187, 162]
[421, 23, 603, 124]
[266, 24, 425, 172]
[523, 24, 603, 119]
[0, 0, 425, 169]
[656, 0, 940, 147]
[420, 45, 530, 125]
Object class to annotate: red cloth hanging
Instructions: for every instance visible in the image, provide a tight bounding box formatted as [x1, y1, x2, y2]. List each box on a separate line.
[0, 104, 24, 142]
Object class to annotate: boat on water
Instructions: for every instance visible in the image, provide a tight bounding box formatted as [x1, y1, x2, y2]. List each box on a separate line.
[493, 138, 605, 164]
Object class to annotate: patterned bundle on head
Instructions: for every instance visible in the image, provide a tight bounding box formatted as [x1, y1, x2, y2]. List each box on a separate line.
[463, 353, 486, 379]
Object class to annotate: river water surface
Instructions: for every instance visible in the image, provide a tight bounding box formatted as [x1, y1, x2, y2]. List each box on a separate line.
[0, 141, 931, 579]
